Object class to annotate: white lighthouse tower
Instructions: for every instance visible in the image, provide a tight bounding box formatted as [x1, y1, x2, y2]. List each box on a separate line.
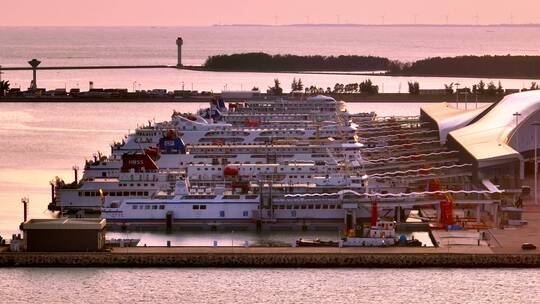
[176, 37, 183, 67]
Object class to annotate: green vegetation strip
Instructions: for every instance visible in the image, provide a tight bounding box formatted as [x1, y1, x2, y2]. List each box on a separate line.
[204, 53, 540, 78]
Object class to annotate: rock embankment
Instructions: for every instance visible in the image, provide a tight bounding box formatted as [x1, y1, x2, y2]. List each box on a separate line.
[1, 252, 540, 267]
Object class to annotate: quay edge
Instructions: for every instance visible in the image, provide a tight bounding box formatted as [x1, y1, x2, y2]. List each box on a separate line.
[1, 251, 540, 267]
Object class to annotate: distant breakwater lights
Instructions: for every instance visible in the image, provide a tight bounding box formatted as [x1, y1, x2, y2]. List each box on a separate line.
[176, 37, 183, 68]
[28, 58, 41, 90]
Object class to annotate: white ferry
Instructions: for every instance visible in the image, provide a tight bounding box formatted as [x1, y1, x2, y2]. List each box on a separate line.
[82, 140, 364, 180]
[110, 118, 358, 157]
[101, 180, 362, 222]
[201, 95, 354, 125]
[55, 152, 180, 209]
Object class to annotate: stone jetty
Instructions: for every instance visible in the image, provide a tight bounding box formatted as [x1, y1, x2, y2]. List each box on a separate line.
[1, 247, 540, 267]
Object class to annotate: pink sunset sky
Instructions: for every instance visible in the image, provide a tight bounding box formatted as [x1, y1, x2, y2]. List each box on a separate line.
[2, 0, 539, 26]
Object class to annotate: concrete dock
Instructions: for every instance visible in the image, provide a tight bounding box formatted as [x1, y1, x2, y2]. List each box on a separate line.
[1, 246, 539, 267]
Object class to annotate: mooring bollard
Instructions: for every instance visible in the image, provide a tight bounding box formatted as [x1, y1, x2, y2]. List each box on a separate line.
[167, 240, 171, 247]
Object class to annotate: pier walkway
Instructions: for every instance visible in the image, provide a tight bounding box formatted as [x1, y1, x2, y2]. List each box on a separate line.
[1, 246, 539, 267]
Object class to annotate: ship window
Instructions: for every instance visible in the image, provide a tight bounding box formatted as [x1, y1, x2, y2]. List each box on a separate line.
[137, 183, 141, 187]
[337, 205, 342, 209]
[110, 192, 116, 196]
[301, 205, 307, 209]
[200, 205, 207, 210]
[192, 205, 200, 210]
[291, 210, 297, 217]
[151, 183, 155, 186]
[152, 205, 157, 209]
[315, 205, 321, 209]
[308, 204, 314, 209]
[145, 205, 150, 209]
[159, 205, 165, 209]
[136, 191, 142, 196]
[144, 191, 149, 196]
[144, 183, 148, 186]
[130, 192, 136, 196]
[117, 192, 122, 196]
[102, 172, 106, 177]
[132, 205, 137, 210]
[243, 211, 249, 217]
[329, 205, 335, 209]
[123, 191, 129, 196]
[78, 192, 82, 197]
[293, 205, 299, 209]
[286, 205, 292, 209]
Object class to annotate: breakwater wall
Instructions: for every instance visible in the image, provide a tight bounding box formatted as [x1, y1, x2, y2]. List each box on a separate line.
[1, 252, 540, 267]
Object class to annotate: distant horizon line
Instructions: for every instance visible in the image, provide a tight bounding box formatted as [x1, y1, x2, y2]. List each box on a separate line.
[1, 23, 540, 28]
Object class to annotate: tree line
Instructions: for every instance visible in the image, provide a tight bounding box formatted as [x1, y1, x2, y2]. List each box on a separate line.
[204, 53, 391, 72]
[392, 55, 540, 78]
[204, 53, 540, 78]
[267, 78, 379, 95]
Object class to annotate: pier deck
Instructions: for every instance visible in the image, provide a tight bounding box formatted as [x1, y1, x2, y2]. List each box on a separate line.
[1, 246, 539, 267]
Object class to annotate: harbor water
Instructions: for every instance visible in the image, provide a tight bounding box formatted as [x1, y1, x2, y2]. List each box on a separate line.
[1, 26, 540, 92]
[1, 268, 539, 303]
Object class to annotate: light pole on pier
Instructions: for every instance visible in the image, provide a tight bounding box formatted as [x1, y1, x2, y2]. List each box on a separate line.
[514, 112, 522, 149]
[454, 83, 460, 108]
[532, 122, 540, 205]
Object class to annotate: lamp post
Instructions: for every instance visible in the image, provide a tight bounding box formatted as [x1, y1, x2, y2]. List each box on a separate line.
[513, 112, 522, 149]
[231, 230, 234, 252]
[532, 122, 540, 205]
[454, 83, 460, 108]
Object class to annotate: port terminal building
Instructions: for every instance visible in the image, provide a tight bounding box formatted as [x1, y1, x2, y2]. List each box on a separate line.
[420, 90, 540, 191]
[21, 218, 106, 252]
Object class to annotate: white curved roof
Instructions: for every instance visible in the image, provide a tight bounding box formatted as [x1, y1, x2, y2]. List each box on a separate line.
[306, 95, 337, 103]
[449, 90, 540, 165]
[421, 102, 489, 144]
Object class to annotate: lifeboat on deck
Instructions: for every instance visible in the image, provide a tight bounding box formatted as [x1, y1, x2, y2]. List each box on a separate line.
[212, 139, 225, 146]
[244, 118, 260, 127]
[224, 166, 239, 176]
[144, 146, 160, 160]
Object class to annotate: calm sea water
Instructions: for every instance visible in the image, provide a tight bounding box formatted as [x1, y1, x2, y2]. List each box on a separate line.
[1, 268, 539, 304]
[1, 26, 539, 92]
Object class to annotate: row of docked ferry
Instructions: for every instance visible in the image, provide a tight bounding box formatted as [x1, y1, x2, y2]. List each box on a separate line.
[48, 94, 499, 230]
